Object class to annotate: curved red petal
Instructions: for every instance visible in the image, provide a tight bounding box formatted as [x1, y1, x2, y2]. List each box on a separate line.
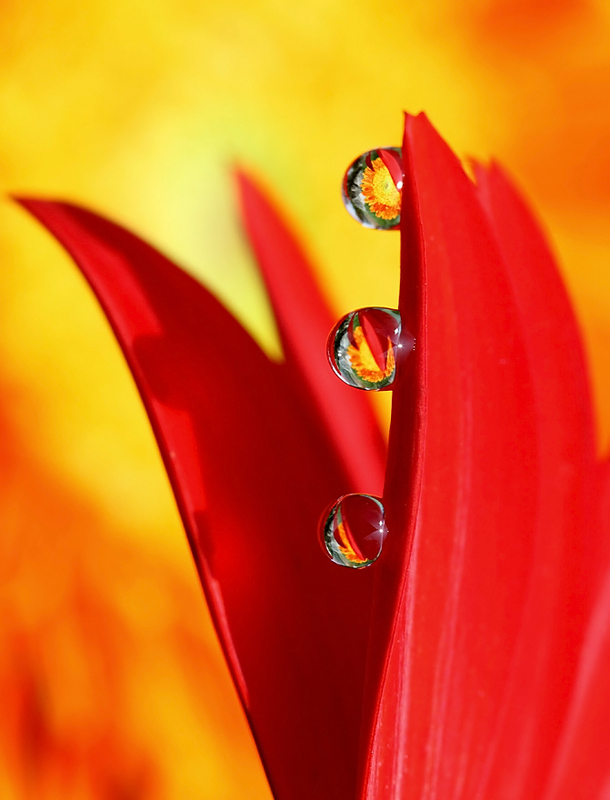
[378, 149, 404, 193]
[466, 161, 599, 799]
[235, 171, 386, 496]
[15, 198, 381, 800]
[366, 115, 597, 799]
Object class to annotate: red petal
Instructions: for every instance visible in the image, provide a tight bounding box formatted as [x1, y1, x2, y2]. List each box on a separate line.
[378, 148, 404, 193]
[540, 462, 610, 799]
[14, 199, 385, 800]
[235, 171, 386, 495]
[366, 115, 597, 799]
[470, 161, 599, 799]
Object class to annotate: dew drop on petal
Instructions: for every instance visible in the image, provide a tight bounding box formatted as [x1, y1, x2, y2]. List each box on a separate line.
[342, 147, 403, 229]
[327, 307, 411, 391]
[320, 494, 388, 568]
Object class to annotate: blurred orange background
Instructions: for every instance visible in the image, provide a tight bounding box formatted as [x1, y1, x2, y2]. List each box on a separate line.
[1, 0, 610, 797]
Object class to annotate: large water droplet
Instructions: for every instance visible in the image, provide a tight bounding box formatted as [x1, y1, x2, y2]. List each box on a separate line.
[320, 494, 388, 568]
[342, 147, 403, 230]
[327, 307, 411, 391]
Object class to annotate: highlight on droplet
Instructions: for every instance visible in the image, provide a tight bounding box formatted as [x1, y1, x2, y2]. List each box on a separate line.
[327, 307, 412, 391]
[319, 493, 388, 569]
[342, 147, 403, 229]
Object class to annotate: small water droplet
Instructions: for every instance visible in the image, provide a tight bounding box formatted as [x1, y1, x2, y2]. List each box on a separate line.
[327, 307, 410, 391]
[320, 494, 388, 568]
[342, 147, 403, 229]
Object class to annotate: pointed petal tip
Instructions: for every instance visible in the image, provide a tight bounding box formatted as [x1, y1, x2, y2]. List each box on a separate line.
[466, 155, 487, 176]
[234, 169, 265, 210]
[403, 110, 428, 120]
[402, 111, 431, 140]
[13, 196, 86, 224]
[232, 164, 254, 189]
[233, 166, 275, 203]
[12, 195, 63, 208]
[475, 158, 517, 188]
[11, 195, 37, 211]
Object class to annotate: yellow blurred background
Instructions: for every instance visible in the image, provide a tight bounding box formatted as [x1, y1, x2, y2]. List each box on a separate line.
[1, 0, 610, 797]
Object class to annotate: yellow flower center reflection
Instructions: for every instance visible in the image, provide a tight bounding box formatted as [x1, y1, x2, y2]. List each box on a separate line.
[334, 519, 369, 566]
[347, 324, 395, 386]
[361, 157, 402, 220]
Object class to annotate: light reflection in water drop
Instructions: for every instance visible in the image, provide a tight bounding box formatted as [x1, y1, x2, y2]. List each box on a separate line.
[320, 494, 388, 569]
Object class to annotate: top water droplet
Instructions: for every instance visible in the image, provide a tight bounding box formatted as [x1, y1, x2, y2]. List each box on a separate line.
[342, 147, 403, 230]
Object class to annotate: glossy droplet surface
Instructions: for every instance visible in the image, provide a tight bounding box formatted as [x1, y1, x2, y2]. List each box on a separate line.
[320, 494, 388, 568]
[328, 307, 410, 391]
[342, 147, 403, 229]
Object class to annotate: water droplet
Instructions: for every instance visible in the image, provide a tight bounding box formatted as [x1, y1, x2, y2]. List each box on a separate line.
[320, 494, 388, 568]
[342, 148, 403, 229]
[327, 307, 410, 391]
